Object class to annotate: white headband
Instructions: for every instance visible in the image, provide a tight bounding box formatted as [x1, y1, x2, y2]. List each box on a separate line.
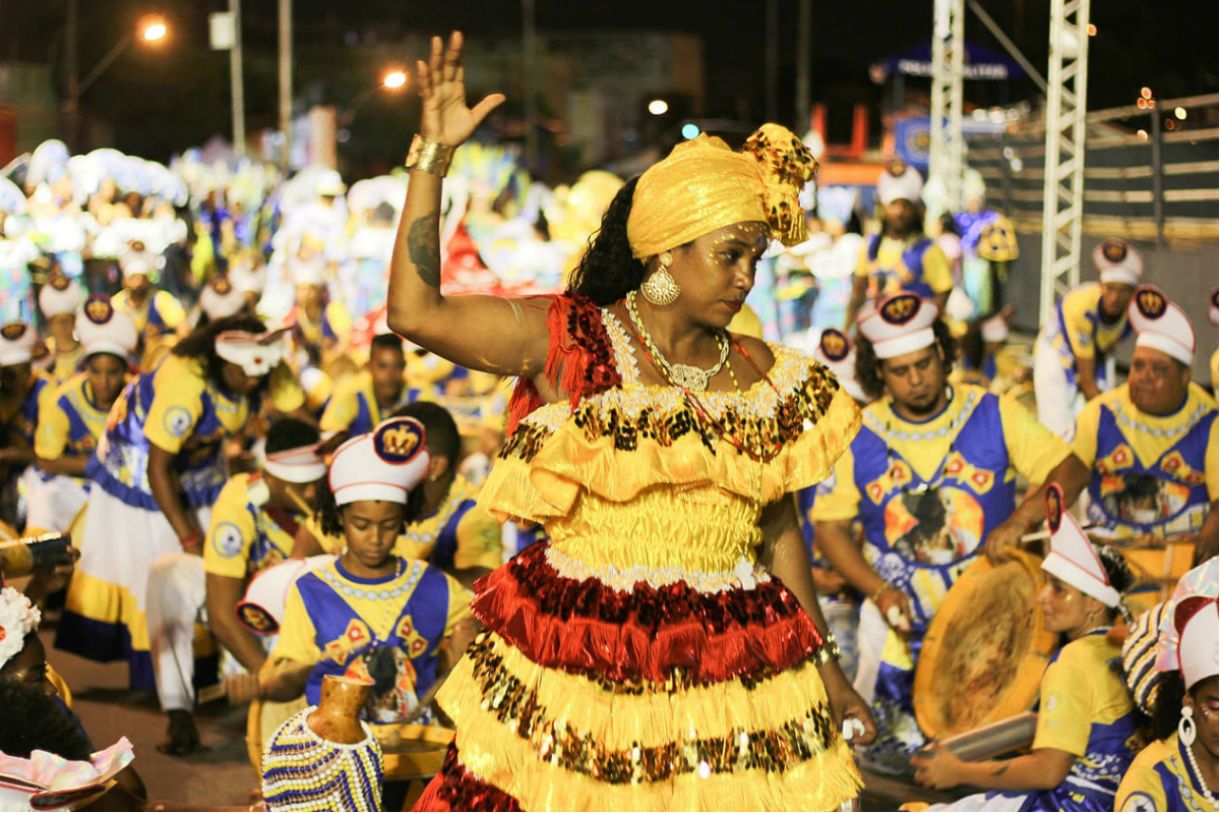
[1093, 239, 1143, 286]
[38, 276, 84, 318]
[329, 417, 431, 506]
[858, 294, 939, 360]
[76, 297, 138, 361]
[1129, 286, 1196, 366]
[215, 330, 287, 378]
[1041, 485, 1121, 608]
[261, 443, 328, 484]
[1177, 597, 1219, 691]
[0, 322, 35, 367]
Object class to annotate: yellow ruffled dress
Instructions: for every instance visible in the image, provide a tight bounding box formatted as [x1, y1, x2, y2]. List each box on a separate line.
[416, 296, 863, 811]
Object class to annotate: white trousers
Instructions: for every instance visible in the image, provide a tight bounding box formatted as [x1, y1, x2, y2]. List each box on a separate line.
[146, 551, 208, 713]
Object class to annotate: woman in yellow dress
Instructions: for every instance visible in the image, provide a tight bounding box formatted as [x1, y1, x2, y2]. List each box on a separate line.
[386, 32, 875, 811]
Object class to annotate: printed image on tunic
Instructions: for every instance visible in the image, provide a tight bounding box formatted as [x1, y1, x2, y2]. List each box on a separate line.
[343, 646, 420, 724]
[884, 486, 984, 565]
[1099, 473, 1190, 526]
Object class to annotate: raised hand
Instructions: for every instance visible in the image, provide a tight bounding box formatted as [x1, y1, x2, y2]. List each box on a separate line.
[416, 31, 506, 148]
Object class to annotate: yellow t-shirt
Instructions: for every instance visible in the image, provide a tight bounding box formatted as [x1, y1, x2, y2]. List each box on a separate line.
[202, 473, 300, 580]
[142, 356, 305, 455]
[112, 289, 186, 336]
[1057, 282, 1130, 363]
[395, 474, 503, 571]
[812, 384, 1069, 522]
[35, 373, 109, 461]
[319, 370, 407, 436]
[46, 340, 84, 386]
[855, 235, 954, 296]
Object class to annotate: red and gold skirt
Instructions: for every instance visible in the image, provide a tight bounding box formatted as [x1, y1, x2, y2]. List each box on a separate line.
[415, 542, 860, 811]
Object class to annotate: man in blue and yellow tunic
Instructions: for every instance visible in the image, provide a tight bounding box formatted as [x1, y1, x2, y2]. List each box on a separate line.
[110, 246, 186, 348]
[813, 294, 1075, 772]
[36, 274, 85, 386]
[844, 161, 953, 330]
[394, 401, 504, 588]
[320, 333, 415, 438]
[28, 299, 137, 534]
[0, 321, 53, 530]
[1033, 238, 1140, 439]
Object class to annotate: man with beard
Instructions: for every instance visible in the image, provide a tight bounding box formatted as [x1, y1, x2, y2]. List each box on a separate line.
[812, 293, 1077, 774]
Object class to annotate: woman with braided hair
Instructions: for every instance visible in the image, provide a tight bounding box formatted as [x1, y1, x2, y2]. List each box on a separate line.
[387, 31, 876, 811]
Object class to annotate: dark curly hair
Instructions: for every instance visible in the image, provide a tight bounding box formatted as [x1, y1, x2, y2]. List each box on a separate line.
[312, 454, 427, 539]
[1151, 669, 1187, 741]
[855, 317, 958, 400]
[0, 680, 93, 760]
[1095, 543, 1136, 623]
[566, 177, 647, 306]
[172, 313, 272, 400]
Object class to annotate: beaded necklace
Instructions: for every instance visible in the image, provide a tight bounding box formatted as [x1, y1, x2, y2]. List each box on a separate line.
[1181, 728, 1219, 805]
[625, 291, 729, 391]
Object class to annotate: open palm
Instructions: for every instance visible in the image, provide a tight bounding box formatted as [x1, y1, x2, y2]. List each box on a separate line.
[416, 31, 506, 147]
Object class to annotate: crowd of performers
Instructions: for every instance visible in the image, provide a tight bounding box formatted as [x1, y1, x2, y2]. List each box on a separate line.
[0, 33, 1217, 813]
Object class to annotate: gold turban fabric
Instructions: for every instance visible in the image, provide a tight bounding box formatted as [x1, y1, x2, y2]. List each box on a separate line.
[626, 123, 817, 259]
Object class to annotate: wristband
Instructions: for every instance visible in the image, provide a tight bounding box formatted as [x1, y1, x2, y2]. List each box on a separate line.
[405, 134, 455, 176]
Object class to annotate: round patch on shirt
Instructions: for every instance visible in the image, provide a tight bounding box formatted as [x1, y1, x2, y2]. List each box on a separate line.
[373, 417, 426, 464]
[1135, 287, 1167, 320]
[1120, 792, 1156, 812]
[162, 406, 193, 439]
[818, 328, 851, 362]
[211, 522, 245, 559]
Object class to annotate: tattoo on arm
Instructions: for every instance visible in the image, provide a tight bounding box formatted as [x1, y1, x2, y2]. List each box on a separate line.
[407, 212, 442, 288]
[989, 764, 1009, 778]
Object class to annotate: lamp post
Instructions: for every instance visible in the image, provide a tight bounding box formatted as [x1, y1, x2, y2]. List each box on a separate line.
[339, 69, 410, 126]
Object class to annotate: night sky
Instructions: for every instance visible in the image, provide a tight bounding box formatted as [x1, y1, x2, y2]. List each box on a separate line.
[2, 0, 1215, 173]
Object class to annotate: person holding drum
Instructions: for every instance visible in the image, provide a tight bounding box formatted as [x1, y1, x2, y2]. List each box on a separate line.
[912, 485, 1144, 811]
[812, 293, 1079, 773]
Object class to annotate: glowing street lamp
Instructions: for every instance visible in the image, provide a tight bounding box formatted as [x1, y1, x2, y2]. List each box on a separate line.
[647, 98, 669, 116]
[141, 17, 169, 43]
[382, 69, 408, 91]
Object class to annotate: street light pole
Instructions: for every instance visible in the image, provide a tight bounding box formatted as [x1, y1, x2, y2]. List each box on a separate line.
[278, 0, 293, 171]
[230, 0, 246, 156]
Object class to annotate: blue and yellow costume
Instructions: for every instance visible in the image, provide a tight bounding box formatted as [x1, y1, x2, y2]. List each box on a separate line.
[1072, 383, 1218, 540]
[857, 234, 954, 302]
[394, 473, 503, 572]
[812, 383, 1069, 765]
[268, 557, 471, 772]
[111, 289, 186, 338]
[289, 301, 351, 356]
[202, 472, 304, 582]
[1041, 283, 1132, 392]
[56, 353, 303, 688]
[1115, 733, 1219, 811]
[319, 370, 417, 437]
[0, 370, 53, 449]
[43, 338, 85, 386]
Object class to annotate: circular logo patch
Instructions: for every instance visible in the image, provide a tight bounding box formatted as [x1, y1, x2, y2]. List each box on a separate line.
[1101, 239, 1128, 263]
[1121, 793, 1157, 812]
[0, 322, 28, 342]
[162, 406, 194, 439]
[1136, 288, 1167, 320]
[236, 602, 278, 635]
[819, 328, 850, 362]
[84, 295, 114, 325]
[373, 417, 425, 464]
[211, 521, 244, 558]
[879, 293, 921, 326]
[1045, 483, 1064, 533]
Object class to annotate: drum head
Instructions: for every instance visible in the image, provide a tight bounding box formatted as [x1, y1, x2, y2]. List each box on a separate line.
[914, 549, 1056, 738]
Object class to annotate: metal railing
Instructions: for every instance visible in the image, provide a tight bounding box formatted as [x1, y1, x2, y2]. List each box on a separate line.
[967, 92, 1219, 244]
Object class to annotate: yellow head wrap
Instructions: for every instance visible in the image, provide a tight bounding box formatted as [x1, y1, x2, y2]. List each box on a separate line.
[626, 124, 817, 259]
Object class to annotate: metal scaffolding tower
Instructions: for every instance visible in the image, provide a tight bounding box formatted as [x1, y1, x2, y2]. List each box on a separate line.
[928, 0, 965, 216]
[1039, 0, 1091, 321]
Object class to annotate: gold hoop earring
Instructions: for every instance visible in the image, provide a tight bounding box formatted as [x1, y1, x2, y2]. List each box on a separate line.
[640, 254, 680, 306]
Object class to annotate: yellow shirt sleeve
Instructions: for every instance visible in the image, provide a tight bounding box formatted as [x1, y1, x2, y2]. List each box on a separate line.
[326, 302, 352, 345]
[1113, 740, 1170, 812]
[269, 585, 322, 667]
[998, 397, 1070, 484]
[1061, 288, 1097, 360]
[267, 362, 306, 414]
[203, 478, 257, 579]
[453, 505, 505, 570]
[1069, 397, 1104, 468]
[142, 357, 205, 454]
[808, 446, 860, 523]
[1207, 419, 1218, 501]
[1032, 648, 1092, 757]
[441, 573, 474, 638]
[319, 375, 362, 434]
[855, 242, 870, 278]
[920, 242, 954, 294]
[34, 387, 70, 460]
[153, 290, 187, 330]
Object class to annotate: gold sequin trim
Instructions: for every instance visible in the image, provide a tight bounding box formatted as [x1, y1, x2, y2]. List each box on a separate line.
[468, 635, 837, 783]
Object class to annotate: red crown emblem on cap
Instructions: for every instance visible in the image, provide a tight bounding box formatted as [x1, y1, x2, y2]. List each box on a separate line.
[1136, 287, 1167, 319]
[373, 418, 425, 464]
[880, 293, 920, 325]
[1101, 239, 1128, 263]
[49, 274, 72, 291]
[84, 295, 114, 325]
[212, 277, 232, 295]
[1045, 482, 1064, 533]
[819, 329, 850, 362]
[0, 322, 28, 341]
